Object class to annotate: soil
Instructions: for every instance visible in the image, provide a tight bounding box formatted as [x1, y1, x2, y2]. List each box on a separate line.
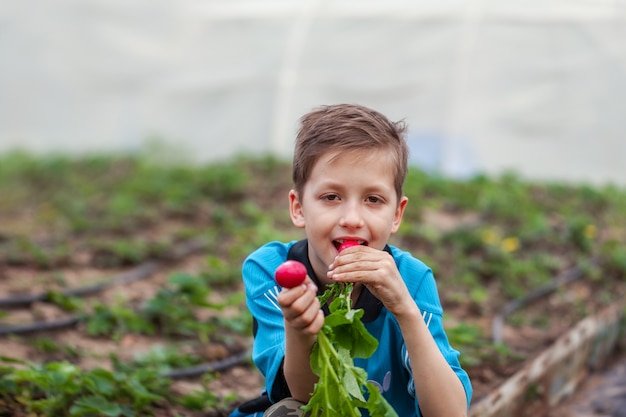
[550, 353, 626, 417]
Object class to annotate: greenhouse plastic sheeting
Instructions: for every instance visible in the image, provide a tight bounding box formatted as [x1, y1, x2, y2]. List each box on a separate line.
[1, 0, 626, 185]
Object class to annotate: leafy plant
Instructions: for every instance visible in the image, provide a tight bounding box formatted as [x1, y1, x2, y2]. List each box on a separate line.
[82, 273, 225, 341]
[175, 372, 235, 412]
[0, 357, 168, 416]
[143, 272, 221, 341]
[303, 283, 397, 417]
[115, 345, 203, 375]
[84, 301, 155, 340]
[201, 255, 242, 287]
[46, 291, 84, 312]
[30, 337, 81, 360]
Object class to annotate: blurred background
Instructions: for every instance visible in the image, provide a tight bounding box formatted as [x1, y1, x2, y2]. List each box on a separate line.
[2, 0, 626, 186]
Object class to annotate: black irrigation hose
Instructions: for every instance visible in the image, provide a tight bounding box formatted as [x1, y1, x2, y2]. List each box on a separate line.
[0, 237, 208, 336]
[0, 316, 80, 335]
[0, 262, 162, 308]
[0, 238, 208, 308]
[162, 348, 252, 379]
[491, 260, 593, 344]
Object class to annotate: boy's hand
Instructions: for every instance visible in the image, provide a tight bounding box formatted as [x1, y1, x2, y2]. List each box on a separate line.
[328, 246, 415, 317]
[277, 277, 324, 335]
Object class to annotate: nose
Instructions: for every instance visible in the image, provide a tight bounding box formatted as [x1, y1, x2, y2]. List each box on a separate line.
[339, 201, 364, 229]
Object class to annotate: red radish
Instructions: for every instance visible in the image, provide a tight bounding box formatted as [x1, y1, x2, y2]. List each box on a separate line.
[338, 240, 361, 252]
[275, 260, 307, 288]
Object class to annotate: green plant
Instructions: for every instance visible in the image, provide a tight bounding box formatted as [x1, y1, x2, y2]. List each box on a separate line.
[142, 273, 221, 340]
[200, 255, 242, 287]
[30, 338, 81, 360]
[46, 291, 84, 312]
[0, 357, 168, 416]
[303, 282, 397, 417]
[123, 345, 203, 375]
[84, 301, 155, 340]
[175, 372, 235, 412]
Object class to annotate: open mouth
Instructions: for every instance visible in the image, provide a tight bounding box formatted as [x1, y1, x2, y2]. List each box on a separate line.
[333, 239, 367, 251]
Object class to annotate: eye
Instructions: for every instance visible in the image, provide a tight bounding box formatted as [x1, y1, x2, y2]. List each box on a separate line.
[322, 194, 340, 201]
[366, 196, 383, 204]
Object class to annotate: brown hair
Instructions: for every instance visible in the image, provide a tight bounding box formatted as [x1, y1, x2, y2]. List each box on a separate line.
[292, 103, 409, 199]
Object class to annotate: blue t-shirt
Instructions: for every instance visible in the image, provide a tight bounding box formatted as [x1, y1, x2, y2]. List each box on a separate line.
[236, 240, 472, 417]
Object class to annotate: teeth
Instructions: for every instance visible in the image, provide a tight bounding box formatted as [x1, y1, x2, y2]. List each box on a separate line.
[336, 239, 365, 245]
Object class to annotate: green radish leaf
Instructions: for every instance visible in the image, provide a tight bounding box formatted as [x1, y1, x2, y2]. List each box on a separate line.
[350, 320, 379, 358]
[305, 282, 397, 417]
[365, 383, 399, 417]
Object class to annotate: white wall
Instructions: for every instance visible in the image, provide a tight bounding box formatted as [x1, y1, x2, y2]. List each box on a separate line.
[2, 0, 625, 186]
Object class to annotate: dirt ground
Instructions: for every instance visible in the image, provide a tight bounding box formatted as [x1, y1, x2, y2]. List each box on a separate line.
[550, 353, 626, 417]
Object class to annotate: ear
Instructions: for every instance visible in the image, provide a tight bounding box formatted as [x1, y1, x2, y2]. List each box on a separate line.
[390, 196, 408, 234]
[289, 189, 306, 228]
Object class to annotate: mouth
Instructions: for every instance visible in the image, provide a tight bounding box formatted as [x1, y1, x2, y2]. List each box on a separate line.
[333, 239, 367, 251]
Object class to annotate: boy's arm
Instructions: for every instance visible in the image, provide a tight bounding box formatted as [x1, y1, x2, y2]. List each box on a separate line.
[329, 246, 469, 416]
[394, 304, 468, 416]
[277, 278, 325, 402]
[243, 243, 319, 402]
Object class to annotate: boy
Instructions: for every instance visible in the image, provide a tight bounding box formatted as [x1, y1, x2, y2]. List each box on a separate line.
[231, 104, 472, 416]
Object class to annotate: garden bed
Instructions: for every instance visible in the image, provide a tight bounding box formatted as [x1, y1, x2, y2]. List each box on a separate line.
[1, 151, 625, 416]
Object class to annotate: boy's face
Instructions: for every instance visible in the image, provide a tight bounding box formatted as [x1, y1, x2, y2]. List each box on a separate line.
[289, 148, 408, 285]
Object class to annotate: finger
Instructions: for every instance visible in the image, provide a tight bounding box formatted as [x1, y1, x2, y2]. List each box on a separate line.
[285, 297, 322, 330]
[331, 248, 387, 270]
[286, 285, 319, 316]
[277, 277, 316, 306]
[329, 260, 383, 282]
[280, 284, 319, 321]
[300, 310, 325, 335]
